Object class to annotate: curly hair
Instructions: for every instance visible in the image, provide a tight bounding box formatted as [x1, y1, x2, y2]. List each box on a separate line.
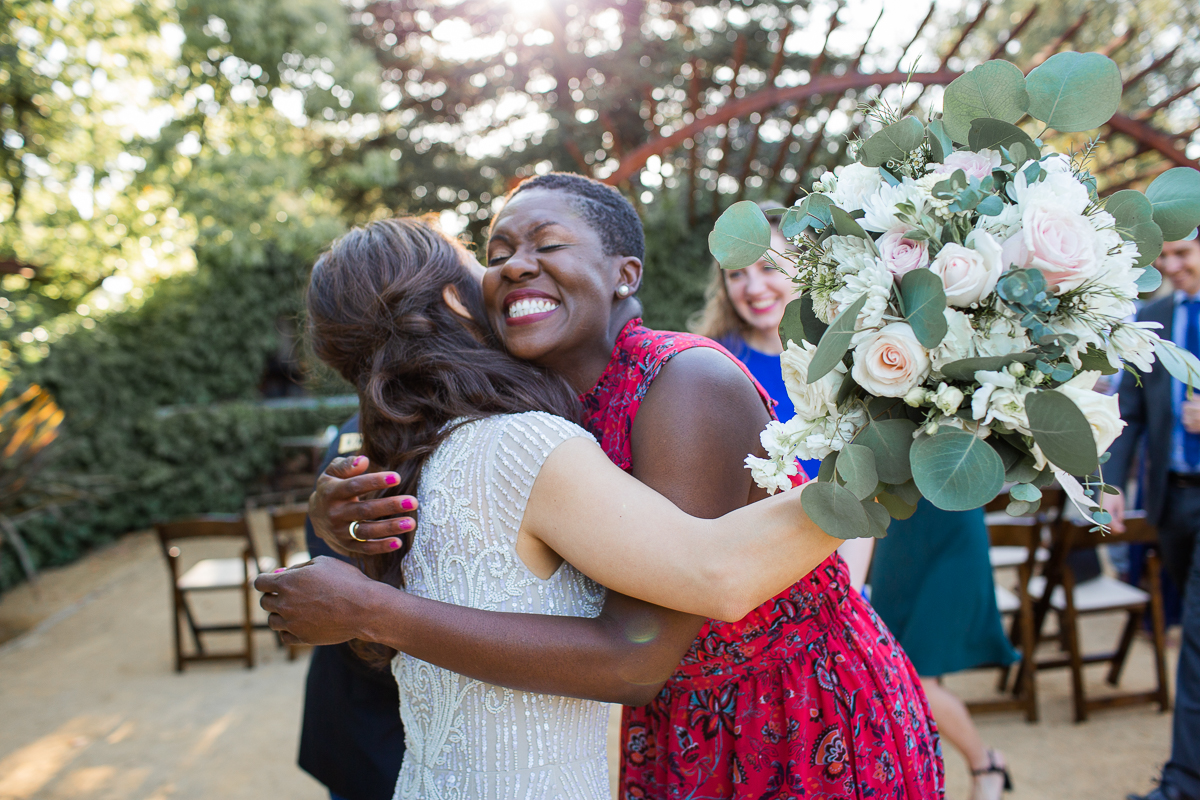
[305, 216, 580, 600]
[503, 172, 645, 261]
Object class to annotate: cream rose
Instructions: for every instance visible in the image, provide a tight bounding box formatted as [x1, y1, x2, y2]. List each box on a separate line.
[935, 149, 1002, 181]
[851, 322, 932, 398]
[877, 227, 930, 277]
[829, 163, 884, 211]
[1002, 204, 1104, 292]
[929, 232, 1003, 307]
[1055, 371, 1126, 455]
[779, 339, 845, 422]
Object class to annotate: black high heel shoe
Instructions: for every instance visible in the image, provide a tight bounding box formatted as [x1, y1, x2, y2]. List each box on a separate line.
[971, 749, 1013, 793]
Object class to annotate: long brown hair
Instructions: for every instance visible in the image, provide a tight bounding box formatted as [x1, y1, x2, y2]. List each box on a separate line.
[306, 216, 580, 596]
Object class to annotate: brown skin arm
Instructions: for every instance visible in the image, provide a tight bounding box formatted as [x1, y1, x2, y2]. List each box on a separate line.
[260, 347, 771, 706]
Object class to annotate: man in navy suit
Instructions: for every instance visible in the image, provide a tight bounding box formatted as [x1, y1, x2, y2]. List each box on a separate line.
[298, 415, 405, 800]
[1107, 232, 1200, 800]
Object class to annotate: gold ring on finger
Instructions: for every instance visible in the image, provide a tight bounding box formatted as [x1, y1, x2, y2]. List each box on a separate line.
[348, 520, 367, 542]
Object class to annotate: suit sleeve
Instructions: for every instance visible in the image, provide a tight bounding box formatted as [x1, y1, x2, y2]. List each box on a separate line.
[305, 414, 360, 563]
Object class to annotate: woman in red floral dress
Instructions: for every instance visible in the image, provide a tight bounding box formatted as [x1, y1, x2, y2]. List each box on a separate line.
[301, 173, 943, 799]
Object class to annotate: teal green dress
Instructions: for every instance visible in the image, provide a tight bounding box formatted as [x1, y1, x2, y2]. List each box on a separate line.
[869, 500, 1018, 677]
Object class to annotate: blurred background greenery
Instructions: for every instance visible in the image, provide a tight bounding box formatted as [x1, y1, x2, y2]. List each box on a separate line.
[1, 0, 1197, 589]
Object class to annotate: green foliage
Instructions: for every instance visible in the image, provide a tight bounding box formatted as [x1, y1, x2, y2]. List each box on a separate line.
[708, 201, 772, 270]
[1024, 389, 1099, 475]
[910, 429, 1005, 511]
[808, 294, 867, 383]
[800, 480, 872, 540]
[938, 353, 1036, 381]
[942, 60, 1029, 144]
[1146, 168, 1200, 242]
[854, 417, 917, 484]
[1025, 52, 1122, 133]
[1155, 339, 1200, 392]
[859, 116, 926, 167]
[898, 269, 948, 349]
[834, 443, 878, 501]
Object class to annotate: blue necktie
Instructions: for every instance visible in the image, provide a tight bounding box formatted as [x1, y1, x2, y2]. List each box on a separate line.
[1185, 299, 1200, 469]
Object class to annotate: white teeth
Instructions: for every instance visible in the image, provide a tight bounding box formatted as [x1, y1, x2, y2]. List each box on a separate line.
[506, 298, 560, 319]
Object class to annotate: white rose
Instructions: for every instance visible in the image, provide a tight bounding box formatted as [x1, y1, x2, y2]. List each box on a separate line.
[904, 386, 929, 407]
[934, 149, 1002, 181]
[851, 322, 932, 398]
[933, 382, 966, 415]
[1003, 206, 1105, 292]
[779, 339, 846, 422]
[929, 232, 1003, 307]
[877, 226, 930, 277]
[829, 163, 884, 211]
[1056, 371, 1127, 455]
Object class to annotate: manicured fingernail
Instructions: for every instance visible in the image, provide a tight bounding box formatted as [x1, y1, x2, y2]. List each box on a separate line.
[353, 456, 365, 466]
[399, 518, 415, 531]
[389, 540, 400, 550]
[400, 498, 416, 511]
[385, 474, 398, 486]
[274, 568, 285, 573]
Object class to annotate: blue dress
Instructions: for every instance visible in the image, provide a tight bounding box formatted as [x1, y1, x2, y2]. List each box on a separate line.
[870, 501, 1019, 676]
[724, 338, 821, 479]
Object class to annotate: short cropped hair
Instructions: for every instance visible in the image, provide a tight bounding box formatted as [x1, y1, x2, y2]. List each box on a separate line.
[507, 172, 645, 261]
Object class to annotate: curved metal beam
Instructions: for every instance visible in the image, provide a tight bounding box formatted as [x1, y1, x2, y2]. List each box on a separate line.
[605, 69, 959, 185]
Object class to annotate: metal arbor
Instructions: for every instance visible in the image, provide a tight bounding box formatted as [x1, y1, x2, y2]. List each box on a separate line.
[602, 2, 1200, 220]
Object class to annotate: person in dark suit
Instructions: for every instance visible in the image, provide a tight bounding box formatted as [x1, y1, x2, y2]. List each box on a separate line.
[1107, 232, 1200, 800]
[298, 415, 405, 800]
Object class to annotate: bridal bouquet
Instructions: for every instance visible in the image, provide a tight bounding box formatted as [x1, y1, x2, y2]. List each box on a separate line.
[709, 52, 1200, 539]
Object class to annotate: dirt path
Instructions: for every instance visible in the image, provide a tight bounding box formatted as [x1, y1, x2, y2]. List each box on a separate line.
[0, 530, 1177, 800]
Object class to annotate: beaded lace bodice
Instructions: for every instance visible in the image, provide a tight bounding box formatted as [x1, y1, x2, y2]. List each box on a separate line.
[391, 412, 610, 800]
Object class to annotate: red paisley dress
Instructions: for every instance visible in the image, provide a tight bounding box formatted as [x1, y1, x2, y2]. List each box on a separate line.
[579, 319, 944, 800]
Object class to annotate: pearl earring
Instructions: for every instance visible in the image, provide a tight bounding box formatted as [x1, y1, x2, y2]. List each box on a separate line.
[617, 285, 631, 297]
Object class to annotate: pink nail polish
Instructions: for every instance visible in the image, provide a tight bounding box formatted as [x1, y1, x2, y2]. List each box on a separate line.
[399, 518, 414, 531]
[389, 540, 400, 550]
[274, 568, 285, 573]
[400, 498, 416, 511]
[385, 474, 398, 486]
[353, 456, 365, 466]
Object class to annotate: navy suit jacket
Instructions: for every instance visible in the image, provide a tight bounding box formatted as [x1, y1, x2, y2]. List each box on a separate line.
[297, 415, 405, 800]
[1107, 295, 1177, 526]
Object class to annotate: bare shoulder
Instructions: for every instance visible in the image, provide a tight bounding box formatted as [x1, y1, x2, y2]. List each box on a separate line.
[639, 346, 769, 426]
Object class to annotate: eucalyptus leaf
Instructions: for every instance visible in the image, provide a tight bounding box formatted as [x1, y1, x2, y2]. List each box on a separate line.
[1078, 344, 1119, 375]
[709, 201, 773, 269]
[778, 300, 810, 353]
[1006, 457, 1041, 484]
[889, 479, 921, 505]
[831, 205, 874, 243]
[817, 451, 838, 483]
[1129, 220, 1165, 269]
[1025, 389, 1099, 475]
[807, 293, 868, 383]
[1145, 168, 1200, 241]
[860, 116, 927, 167]
[899, 269, 949, 348]
[988, 434, 1024, 472]
[938, 353, 1037, 381]
[942, 60, 1029, 144]
[862, 499, 892, 537]
[911, 429, 1006, 511]
[855, 418, 918, 484]
[967, 118, 1038, 158]
[976, 195, 1005, 216]
[1155, 339, 1200, 392]
[780, 207, 807, 238]
[1136, 265, 1164, 292]
[877, 490, 918, 520]
[801, 480, 873, 540]
[837, 443, 880, 500]
[1006, 499, 1036, 516]
[797, 293, 829, 346]
[1105, 189, 1154, 228]
[926, 119, 954, 162]
[1025, 51, 1122, 132]
[1010, 482, 1042, 503]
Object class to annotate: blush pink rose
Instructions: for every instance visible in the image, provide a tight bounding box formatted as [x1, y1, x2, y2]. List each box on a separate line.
[935, 149, 1002, 181]
[1002, 204, 1102, 292]
[877, 227, 930, 277]
[930, 233, 1004, 307]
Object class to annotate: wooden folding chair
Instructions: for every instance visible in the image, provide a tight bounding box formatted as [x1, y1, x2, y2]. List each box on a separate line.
[1029, 510, 1171, 722]
[267, 505, 311, 660]
[155, 514, 276, 672]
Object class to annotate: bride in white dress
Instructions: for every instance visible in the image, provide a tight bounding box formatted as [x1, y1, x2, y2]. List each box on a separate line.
[289, 216, 843, 800]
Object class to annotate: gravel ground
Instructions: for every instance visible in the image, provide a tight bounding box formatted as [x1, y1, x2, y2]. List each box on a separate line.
[0, 528, 1177, 800]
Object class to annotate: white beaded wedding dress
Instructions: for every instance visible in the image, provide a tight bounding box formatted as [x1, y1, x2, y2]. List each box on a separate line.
[391, 411, 611, 800]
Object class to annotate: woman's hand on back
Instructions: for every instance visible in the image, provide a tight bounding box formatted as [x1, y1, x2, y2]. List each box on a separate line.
[309, 455, 418, 556]
[256, 556, 392, 645]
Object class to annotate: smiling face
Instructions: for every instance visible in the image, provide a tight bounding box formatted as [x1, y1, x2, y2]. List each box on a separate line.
[722, 229, 796, 353]
[482, 188, 642, 389]
[1157, 236, 1200, 297]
